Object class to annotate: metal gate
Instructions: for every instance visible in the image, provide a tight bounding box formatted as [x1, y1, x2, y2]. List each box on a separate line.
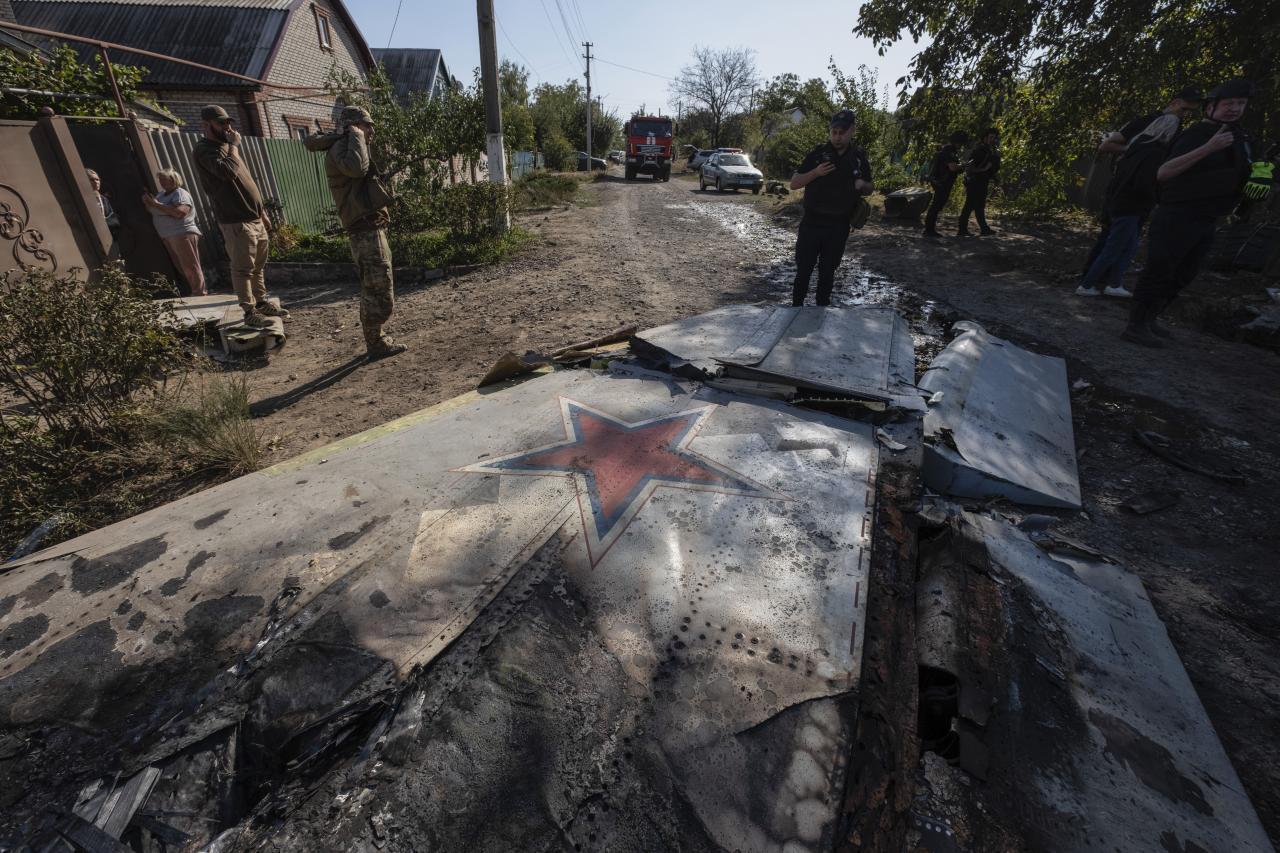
[262, 138, 332, 232]
[0, 115, 110, 278]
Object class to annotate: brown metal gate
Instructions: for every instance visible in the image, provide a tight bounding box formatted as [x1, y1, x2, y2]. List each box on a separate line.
[0, 114, 111, 279]
[67, 118, 181, 290]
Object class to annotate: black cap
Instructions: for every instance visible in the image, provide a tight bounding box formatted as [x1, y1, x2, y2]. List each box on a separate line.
[830, 109, 856, 129]
[1172, 86, 1202, 102]
[1206, 79, 1254, 101]
[200, 104, 231, 122]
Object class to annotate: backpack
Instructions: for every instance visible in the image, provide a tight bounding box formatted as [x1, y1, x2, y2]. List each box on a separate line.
[1107, 131, 1177, 206]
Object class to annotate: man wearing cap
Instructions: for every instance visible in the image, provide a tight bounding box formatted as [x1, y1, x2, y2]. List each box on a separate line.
[1122, 79, 1271, 346]
[788, 108, 874, 307]
[1078, 86, 1203, 289]
[192, 105, 285, 328]
[306, 105, 405, 359]
[923, 131, 969, 238]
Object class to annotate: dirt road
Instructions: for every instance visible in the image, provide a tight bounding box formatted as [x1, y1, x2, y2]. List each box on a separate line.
[246, 168, 1280, 843]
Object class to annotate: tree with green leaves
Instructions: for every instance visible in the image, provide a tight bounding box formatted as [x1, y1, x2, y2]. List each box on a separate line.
[0, 46, 148, 120]
[671, 46, 759, 147]
[855, 0, 1278, 211]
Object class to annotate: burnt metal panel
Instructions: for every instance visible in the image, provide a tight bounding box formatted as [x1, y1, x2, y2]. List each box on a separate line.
[635, 304, 924, 409]
[12, 1, 285, 87]
[919, 321, 1081, 508]
[0, 369, 878, 850]
[917, 511, 1274, 853]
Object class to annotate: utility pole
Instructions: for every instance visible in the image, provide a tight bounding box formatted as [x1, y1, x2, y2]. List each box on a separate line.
[583, 42, 593, 168]
[476, 0, 509, 230]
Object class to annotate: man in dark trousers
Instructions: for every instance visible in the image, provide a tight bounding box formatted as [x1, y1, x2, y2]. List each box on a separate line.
[923, 131, 969, 237]
[957, 128, 999, 236]
[1123, 79, 1271, 346]
[789, 109, 874, 306]
[1080, 86, 1202, 281]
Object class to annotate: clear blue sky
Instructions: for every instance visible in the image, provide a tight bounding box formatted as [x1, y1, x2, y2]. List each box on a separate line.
[344, 0, 923, 118]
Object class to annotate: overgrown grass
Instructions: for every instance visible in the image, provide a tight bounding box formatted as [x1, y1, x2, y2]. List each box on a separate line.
[143, 376, 261, 476]
[511, 171, 580, 209]
[0, 264, 264, 556]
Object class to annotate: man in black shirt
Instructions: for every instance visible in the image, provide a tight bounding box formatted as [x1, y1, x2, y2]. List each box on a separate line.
[957, 128, 1000, 236]
[789, 109, 874, 306]
[1080, 86, 1202, 282]
[923, 131, 969, 238]
[1123, 79, 1262, 347]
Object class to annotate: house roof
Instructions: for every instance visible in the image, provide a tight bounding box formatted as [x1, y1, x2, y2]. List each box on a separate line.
[372, 48, 456, 103]
[11, 0, 374, 89]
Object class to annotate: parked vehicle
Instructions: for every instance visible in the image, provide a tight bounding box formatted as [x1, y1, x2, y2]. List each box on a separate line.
[608, 150, 625, 164]
[699, 152, 764, 194]
[576, 151, 608, 171]
[687, 149, 715, 171]
[623, 114, 675, 181]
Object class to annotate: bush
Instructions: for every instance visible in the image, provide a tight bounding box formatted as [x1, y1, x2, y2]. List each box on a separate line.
[0, 264, 186, 436]
[873, 160, 915, 194]
[512, 171, 579, 209]
[0, 264, 266, 555]
[542, 132, 575, 171]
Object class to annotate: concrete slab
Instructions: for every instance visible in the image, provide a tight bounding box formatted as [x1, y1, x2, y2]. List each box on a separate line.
[919, 321, 1081, 508]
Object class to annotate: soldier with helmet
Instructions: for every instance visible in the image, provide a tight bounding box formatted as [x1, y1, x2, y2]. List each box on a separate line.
[1123, 79, 1274, 347]
[306, 105, 406, 359]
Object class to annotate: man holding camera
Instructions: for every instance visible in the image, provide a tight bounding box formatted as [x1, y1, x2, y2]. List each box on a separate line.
[788, 109, 874, 307]
[306, 105, 405, 359]
[193, 105, 285, 328]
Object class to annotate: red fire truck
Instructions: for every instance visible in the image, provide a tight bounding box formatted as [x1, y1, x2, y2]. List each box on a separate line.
[622, 114, 675, 182]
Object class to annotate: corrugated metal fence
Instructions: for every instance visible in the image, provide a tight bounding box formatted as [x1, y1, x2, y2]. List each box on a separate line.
[261, 139, 333, 231]
[148, 129, 283, 264]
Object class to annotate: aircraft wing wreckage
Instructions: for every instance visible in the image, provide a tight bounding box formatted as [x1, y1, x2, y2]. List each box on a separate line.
[0, 305, 1269, 852]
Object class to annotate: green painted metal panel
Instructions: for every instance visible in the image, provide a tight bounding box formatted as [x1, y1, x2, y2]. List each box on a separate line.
[262, 138, 333, 232]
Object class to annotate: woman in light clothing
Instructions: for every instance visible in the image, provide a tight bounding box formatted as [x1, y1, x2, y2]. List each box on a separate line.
[143, 169, 206, 295]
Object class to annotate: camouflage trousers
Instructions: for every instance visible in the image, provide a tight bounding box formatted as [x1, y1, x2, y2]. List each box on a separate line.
[349, 227, 395, 347]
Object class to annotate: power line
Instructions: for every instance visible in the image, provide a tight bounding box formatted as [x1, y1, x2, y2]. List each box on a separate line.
[496, 14, 539, 81]
[594, 57, 674, 81]
[568, 0, 589, 43]
[537, 0, 577, 70]
[385, 0, 405, 48]
[552, 0, 583, 62]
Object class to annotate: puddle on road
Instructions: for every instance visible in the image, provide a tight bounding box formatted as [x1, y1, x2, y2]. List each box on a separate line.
[680, 199, 947, 359]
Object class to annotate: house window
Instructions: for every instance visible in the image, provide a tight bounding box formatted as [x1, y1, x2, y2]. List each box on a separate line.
[314, 7, 333, 50]
[284, 115, 313, 139]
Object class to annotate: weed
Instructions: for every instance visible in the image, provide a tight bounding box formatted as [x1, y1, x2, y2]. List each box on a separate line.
[144, 376, 262, 476]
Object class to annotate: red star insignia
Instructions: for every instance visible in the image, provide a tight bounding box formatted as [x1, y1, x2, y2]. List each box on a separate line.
[460, 398, 776, 564]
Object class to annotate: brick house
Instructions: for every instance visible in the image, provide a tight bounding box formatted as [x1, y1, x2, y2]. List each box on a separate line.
[11, 0, 376, 139]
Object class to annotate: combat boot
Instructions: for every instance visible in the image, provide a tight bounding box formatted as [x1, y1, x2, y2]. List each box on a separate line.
[256, 300, 290, 319]
[1121, 303, 1165, 348]
[366, 334, 407, 360]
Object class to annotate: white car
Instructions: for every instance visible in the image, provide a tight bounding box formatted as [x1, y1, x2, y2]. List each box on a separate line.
[699, 152, 764, 194]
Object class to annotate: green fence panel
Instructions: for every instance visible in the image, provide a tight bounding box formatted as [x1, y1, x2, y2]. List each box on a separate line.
[263, 139, 332, 232]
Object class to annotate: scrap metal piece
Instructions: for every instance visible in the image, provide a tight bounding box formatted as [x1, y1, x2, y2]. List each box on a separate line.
[635, 304, 924, 409]
[956, 512, 1272, 852]
[919, 321, 1081, 508]
[1134, 429, 1248, 485]
[1120, 488, 1182, 515]
[0, 369, 878, 851]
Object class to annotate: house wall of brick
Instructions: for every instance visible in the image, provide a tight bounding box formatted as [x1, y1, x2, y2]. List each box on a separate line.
[147, 91, 255, 133]
[260, 0, 368, 139]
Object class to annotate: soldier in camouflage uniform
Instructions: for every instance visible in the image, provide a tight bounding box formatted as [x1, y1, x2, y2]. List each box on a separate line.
[305, 106, 405, 359]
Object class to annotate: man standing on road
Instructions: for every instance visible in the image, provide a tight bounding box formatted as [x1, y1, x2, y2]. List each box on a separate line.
[306, 106, 406, 359]
[957, 128, 1000, 237]
[192, 105, 286, 328]
[1122, 79, 1271, 347]
[789, 109, 874, 307]
[1079, 86, 1202, 282]
[923, 131, 969, 238]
